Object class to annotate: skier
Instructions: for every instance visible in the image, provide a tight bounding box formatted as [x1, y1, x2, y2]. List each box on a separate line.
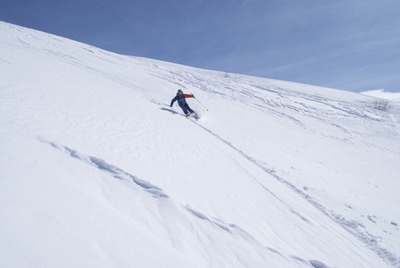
[170, 89, 196, 116]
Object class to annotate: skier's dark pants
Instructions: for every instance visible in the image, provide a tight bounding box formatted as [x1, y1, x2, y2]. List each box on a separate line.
[180, 103, 194, 115]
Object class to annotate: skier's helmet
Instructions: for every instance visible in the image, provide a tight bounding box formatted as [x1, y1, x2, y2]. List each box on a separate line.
[177, 89, 183, 95]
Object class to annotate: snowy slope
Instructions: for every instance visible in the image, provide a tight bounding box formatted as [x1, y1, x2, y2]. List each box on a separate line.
[1, 21, 399, 268]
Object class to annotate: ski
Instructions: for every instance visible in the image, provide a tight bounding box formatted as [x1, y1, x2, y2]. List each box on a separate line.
[185, 112, 200, 121]
[159, 103, 200, 120]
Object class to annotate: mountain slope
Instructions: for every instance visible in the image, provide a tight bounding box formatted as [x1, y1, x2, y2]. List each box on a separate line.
[1, 21, 399, 267]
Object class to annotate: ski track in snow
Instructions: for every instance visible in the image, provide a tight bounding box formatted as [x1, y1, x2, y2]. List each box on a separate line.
[149, 64, 400, 266]
[152, 67, 388, 147]
[151, 66, 400, 266]
[39, 136, 326, 268]
[389, 114, 400, 137]
[181, 113, 400, 267]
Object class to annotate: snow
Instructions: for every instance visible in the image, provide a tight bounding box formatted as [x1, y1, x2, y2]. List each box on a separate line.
[361, 89, 400, 101]
[1, 21, 399, 268]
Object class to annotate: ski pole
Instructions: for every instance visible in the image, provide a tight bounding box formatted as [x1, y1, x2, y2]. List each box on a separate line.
[195, 97, 208, 111]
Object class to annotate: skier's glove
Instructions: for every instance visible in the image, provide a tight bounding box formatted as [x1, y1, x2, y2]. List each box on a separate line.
[191, 94, 195, 98]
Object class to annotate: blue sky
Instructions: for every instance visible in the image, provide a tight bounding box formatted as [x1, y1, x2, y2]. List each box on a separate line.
[1, 0, 399, 92]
